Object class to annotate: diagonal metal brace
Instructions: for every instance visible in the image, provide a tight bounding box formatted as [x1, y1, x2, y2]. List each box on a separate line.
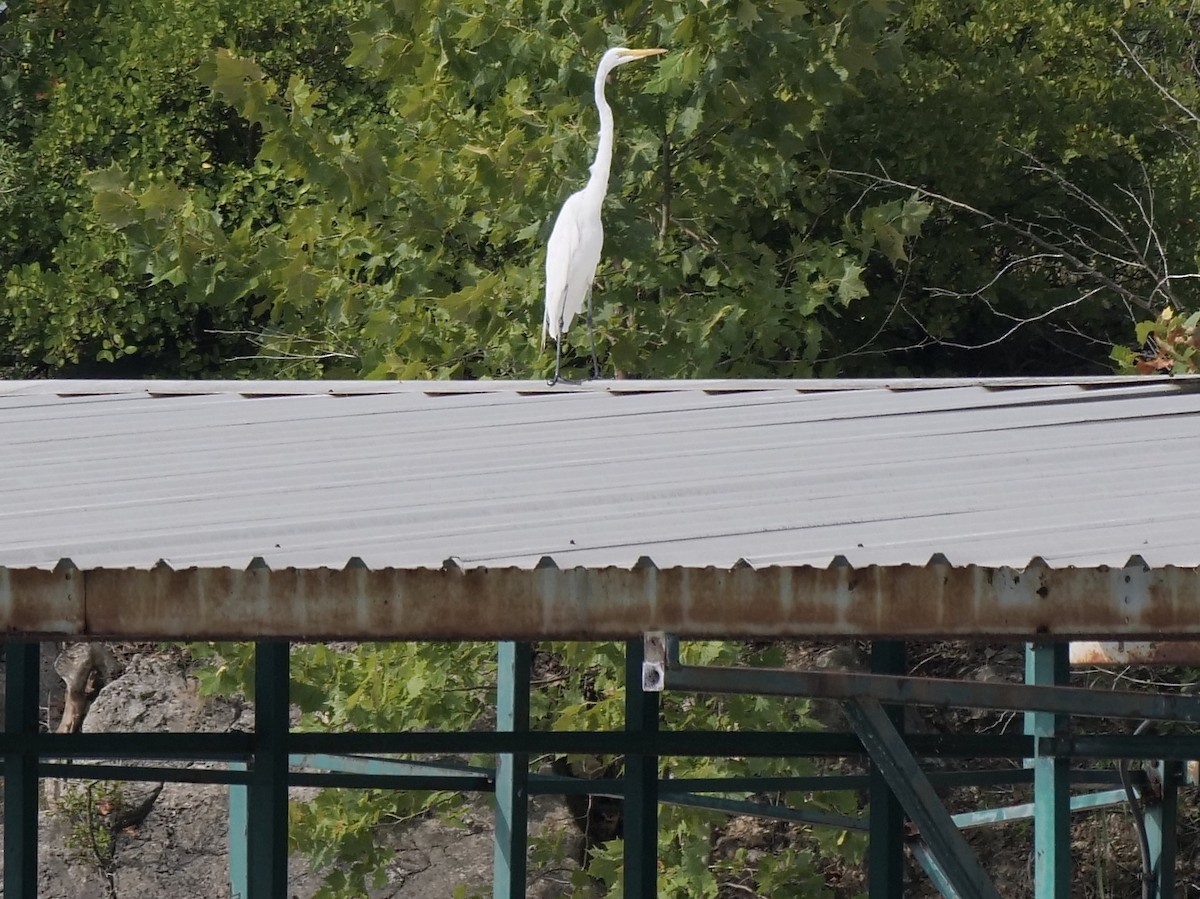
[843, 697, 1003, 899]
[664, 664, 1200, 722]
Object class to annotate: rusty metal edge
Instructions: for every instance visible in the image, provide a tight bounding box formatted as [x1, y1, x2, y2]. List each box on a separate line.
[3, 560, 1200, 641]
[1068, 640, 1200, 666]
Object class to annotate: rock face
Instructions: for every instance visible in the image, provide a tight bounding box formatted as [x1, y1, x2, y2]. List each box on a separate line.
[9, 649, 577, 899]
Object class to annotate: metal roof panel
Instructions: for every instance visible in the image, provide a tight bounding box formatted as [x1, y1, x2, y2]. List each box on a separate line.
[2, 378, 1197, 572]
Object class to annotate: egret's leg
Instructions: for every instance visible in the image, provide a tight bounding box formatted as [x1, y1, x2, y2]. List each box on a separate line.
[585, 288, 599, 380]
[549, 309, 566, 386]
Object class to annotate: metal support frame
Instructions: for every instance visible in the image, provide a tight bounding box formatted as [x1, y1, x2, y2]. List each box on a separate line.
[625, 637, 659, 899]
[249, 641, 290, 899]
[845, 698, 1003, 899]
[1026, 643, 1071, 899]
[493, 642, 531, 899]
[869, 641, 906, 899]
[4, 642, 40, 899]
[0, 636, 1186, 899]
[657, 645, 1192, 899]
[1145, 760, 1180, 899]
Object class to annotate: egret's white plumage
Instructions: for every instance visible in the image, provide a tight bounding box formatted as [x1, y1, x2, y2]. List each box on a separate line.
[543, 46, 666, 382]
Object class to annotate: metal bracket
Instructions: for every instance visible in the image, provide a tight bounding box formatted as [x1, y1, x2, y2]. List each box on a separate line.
[642, 631, 667, 692]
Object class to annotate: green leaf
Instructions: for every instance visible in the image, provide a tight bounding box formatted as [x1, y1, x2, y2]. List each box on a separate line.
[837, 259, 869, 304]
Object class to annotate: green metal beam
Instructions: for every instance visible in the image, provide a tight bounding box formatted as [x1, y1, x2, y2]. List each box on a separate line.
[1058, 734, 1200, 760]
[1145, 760, 1180, 899]
[230, 761, 248, 899]
[249, 641, 289, 899]
[660, 791, 866, 832]
[293, 753, 484, 779]
[7, 731, 254, 756]
[288, 771, 494, 790]
[625, 637, 659, 899]
[283, 730, 1035, 758]
[907, 840, 969, 899]
[869, 641, 906, 899]
[4, 642, 40, 899]
[0, 727, 1038, 757]
[951, 788, 1131, 830]
[844, 697, 1003, 899]
[43, 761, 252, 784]
[14, 727, 1195, 760]
[27, 760, 1133, 792]
[1026, 643, 1070, 899]
[493, 642, 531, 899]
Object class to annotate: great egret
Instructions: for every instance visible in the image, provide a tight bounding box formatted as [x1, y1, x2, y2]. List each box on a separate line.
[543, 46, 666, 383]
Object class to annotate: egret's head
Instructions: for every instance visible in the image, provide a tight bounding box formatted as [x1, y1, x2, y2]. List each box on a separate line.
[598, 46, 667, 80]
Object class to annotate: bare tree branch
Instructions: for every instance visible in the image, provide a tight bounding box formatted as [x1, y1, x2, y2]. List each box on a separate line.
[1113, 29, 1200, 126]
[830, 168, 1158, 314]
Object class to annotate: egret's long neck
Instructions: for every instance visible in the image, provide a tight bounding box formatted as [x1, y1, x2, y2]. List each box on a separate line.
[584, 67, 615, 207]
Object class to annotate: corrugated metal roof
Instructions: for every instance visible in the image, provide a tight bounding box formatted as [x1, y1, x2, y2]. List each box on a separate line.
[3, 377, 1197, 572]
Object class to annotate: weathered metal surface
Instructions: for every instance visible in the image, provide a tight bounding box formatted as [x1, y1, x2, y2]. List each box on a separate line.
[0, 566, 82, 636]
[1069, 640, 1200, 665]
[4, 560, 1200, 640]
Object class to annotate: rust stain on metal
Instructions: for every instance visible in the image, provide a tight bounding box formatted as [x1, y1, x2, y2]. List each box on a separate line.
[1069, 640, 1200, 666]
[6, 561, 1200, 641]
[0, 565, 84, 636]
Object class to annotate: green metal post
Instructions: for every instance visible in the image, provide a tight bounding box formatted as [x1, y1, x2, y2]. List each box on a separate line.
[229, 761, 248, 898]
[869, 640, 906, 899]
[249, 641, 289, 899]
[1025, 642, 1070, 899]
[4, 642, 40, 899]
[493, 642, 531, 899]
[624, 638, 659, 899]
[1145, 759, 1179, 898]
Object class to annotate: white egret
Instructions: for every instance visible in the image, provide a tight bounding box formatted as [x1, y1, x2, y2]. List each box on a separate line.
[543, 46, 666, 384]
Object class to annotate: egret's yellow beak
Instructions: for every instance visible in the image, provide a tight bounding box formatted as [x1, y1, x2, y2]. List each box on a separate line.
[623, 48, 667, 60]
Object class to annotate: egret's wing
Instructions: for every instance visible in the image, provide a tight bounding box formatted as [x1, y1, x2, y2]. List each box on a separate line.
[544, 193, 603, 344]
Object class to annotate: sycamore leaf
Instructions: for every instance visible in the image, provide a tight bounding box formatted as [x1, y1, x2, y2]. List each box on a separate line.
[837, 259, 869, 305]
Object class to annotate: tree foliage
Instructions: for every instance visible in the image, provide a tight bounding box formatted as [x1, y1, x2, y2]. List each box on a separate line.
[1, 0, 375, 375]
[7, 2, 1200, 379]
[823, 0, 1200, 375]
[10, 0, 925, 380]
